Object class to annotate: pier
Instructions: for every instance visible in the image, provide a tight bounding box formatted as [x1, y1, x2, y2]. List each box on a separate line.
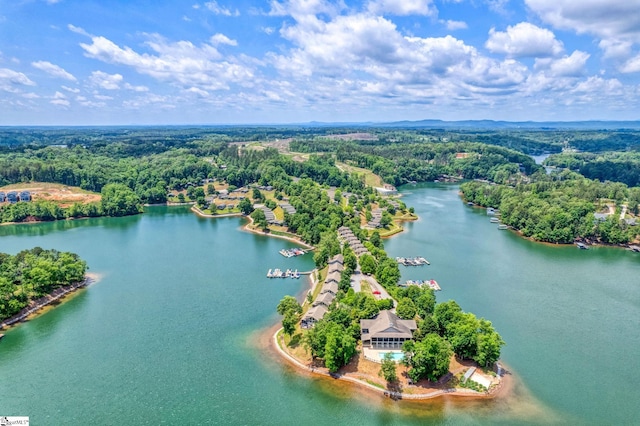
[399, 279, 441, 291]
[396, 256, 430, 266]
[279, 248, 307, 258]
[267, 268, 301, 279]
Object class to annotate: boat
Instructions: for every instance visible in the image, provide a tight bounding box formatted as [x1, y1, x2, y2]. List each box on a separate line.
[0, 333, 4, 341]
[428, 280, 441, 291]
[497, 224, 508, 230]
[467, 202, 474, 206]
[628, 245, 640, 253]
[490, 217, 500, 223]
[576, 242, 589, 250]
[267, 269, 273, 278]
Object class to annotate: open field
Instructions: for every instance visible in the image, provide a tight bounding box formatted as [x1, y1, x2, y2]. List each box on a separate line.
[336, 162, 384, 187]
[0, 182, 101, 207]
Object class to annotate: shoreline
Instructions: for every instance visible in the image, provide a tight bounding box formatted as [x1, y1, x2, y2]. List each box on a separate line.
[268, 325, 512, 402]
[462, 196, 639, 250]
[0, 272, 101, 330]
[241, 215, 316, 250]
[190, 205, 243, 219]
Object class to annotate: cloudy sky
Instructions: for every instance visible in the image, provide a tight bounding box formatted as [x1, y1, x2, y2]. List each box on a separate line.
[1, 0, 640, 125]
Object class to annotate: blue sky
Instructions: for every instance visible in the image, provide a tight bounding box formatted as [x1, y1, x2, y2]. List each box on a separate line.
[1, 0, 640, 125]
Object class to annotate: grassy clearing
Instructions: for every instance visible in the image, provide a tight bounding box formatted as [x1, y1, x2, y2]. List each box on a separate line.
[336, 161, 383, 187]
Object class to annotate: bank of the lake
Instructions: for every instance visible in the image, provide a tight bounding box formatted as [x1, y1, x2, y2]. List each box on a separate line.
[0, 273, 100, 330]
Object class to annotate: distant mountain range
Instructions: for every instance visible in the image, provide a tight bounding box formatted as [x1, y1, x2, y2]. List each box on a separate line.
[303, 119, 640, 130]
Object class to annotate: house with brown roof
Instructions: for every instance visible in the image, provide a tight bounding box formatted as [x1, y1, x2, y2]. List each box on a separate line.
[320, 281, 339, 296]
[325, 270, 342, 285]
[313, 292, 335, 308]
[301, 305, 328, 329]
[360, 310, 417, 349]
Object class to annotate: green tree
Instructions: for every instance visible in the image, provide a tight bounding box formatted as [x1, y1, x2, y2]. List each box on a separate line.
[100, 183, 142, 217]
[251, 209, 268, 230]
[403, 334, 452, 382]
[370, 231, 382, 248]
[379, 352, 397, 382]
[277, 295, 302, 316]
[238, 197, 254, 215]
[359, 254, 377, 275]
[396, 297, 417, 320]
[433, 300, 462, 336]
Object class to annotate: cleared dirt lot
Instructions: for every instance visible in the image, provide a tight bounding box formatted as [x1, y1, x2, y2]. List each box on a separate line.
[0, 182, 101, 207]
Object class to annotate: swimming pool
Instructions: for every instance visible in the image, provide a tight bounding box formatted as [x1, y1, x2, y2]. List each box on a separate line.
[377, 351, 405, 362]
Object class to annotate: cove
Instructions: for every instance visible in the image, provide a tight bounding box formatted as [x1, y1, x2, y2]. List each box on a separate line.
[0, 186, 638, 425]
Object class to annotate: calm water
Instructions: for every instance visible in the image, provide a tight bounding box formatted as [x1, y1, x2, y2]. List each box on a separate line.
[0, 188, 638, 425]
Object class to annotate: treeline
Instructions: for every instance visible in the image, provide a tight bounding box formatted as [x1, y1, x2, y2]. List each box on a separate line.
[291, 139, 539, 186]
[461, 174, 640, 244]
[0, 247, 87, 321]
[0, 183, 141, 223]
[545, 151, 640, 188]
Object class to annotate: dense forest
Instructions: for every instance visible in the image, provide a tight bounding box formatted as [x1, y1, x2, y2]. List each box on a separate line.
[545, 151, 640, 187]
[461, 172, 640, 244]
[0, 248, 87, 321]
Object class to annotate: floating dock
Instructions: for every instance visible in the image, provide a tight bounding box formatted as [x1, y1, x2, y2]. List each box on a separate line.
[279, 248, 306, 258]
[576, 242, 589, 250]
[399, 279, 440, 291]
[396, 257, 430, 266]
[267, 268, 300, 279]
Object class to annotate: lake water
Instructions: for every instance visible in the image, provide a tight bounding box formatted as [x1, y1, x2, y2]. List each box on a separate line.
[1, 188, 639, 425]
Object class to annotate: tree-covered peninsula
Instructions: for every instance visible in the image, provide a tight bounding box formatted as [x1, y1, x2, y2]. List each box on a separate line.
[0, 248, 88, 322]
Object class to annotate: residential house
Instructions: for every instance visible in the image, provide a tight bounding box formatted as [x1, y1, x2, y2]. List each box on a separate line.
[360, 310, 417, 349]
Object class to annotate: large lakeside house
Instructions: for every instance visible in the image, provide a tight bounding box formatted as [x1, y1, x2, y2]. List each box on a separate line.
[360, 310, 417, 349]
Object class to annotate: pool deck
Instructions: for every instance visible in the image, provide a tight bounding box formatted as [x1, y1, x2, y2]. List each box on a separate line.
[362, 348, 404, 364]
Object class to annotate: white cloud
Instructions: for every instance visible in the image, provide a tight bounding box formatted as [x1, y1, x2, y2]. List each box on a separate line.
[79, 33, 254, 91]
[31, 60, 77, 81]
[185, 87, 210, 97]
[443, 20, 467, 31]
[210, 33, 238, 46]
[620, 54, 640, 73]
[268, 0, 343, 18]
[0, 68, 36, 92]
[68, 24, 90, 37]
[535, 50, 590, 77]
[203, 1, 239, 16]
[367, 0, 437, 16]
[50, 91, 69, 107]
[526, 0, 640, 41]
[89, 70, 123, 90]
[270, 11, 529, 101]
[50, 99, 70, 107]
[22, 92, 40, 99]
[124, 83, 149, 92]
[486, 22, 564, 58]
[599, 39, 633, 59]
[62, 85, 80, 93]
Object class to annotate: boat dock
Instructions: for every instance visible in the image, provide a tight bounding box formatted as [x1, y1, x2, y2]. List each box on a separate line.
[396, 257, 430, 266]
[279, 248, 307, 258]
[576, 242, 589, 250]
[266, 268, 301, 279]
[399, 279, 441, 291]
[629, 245, 640, 253]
